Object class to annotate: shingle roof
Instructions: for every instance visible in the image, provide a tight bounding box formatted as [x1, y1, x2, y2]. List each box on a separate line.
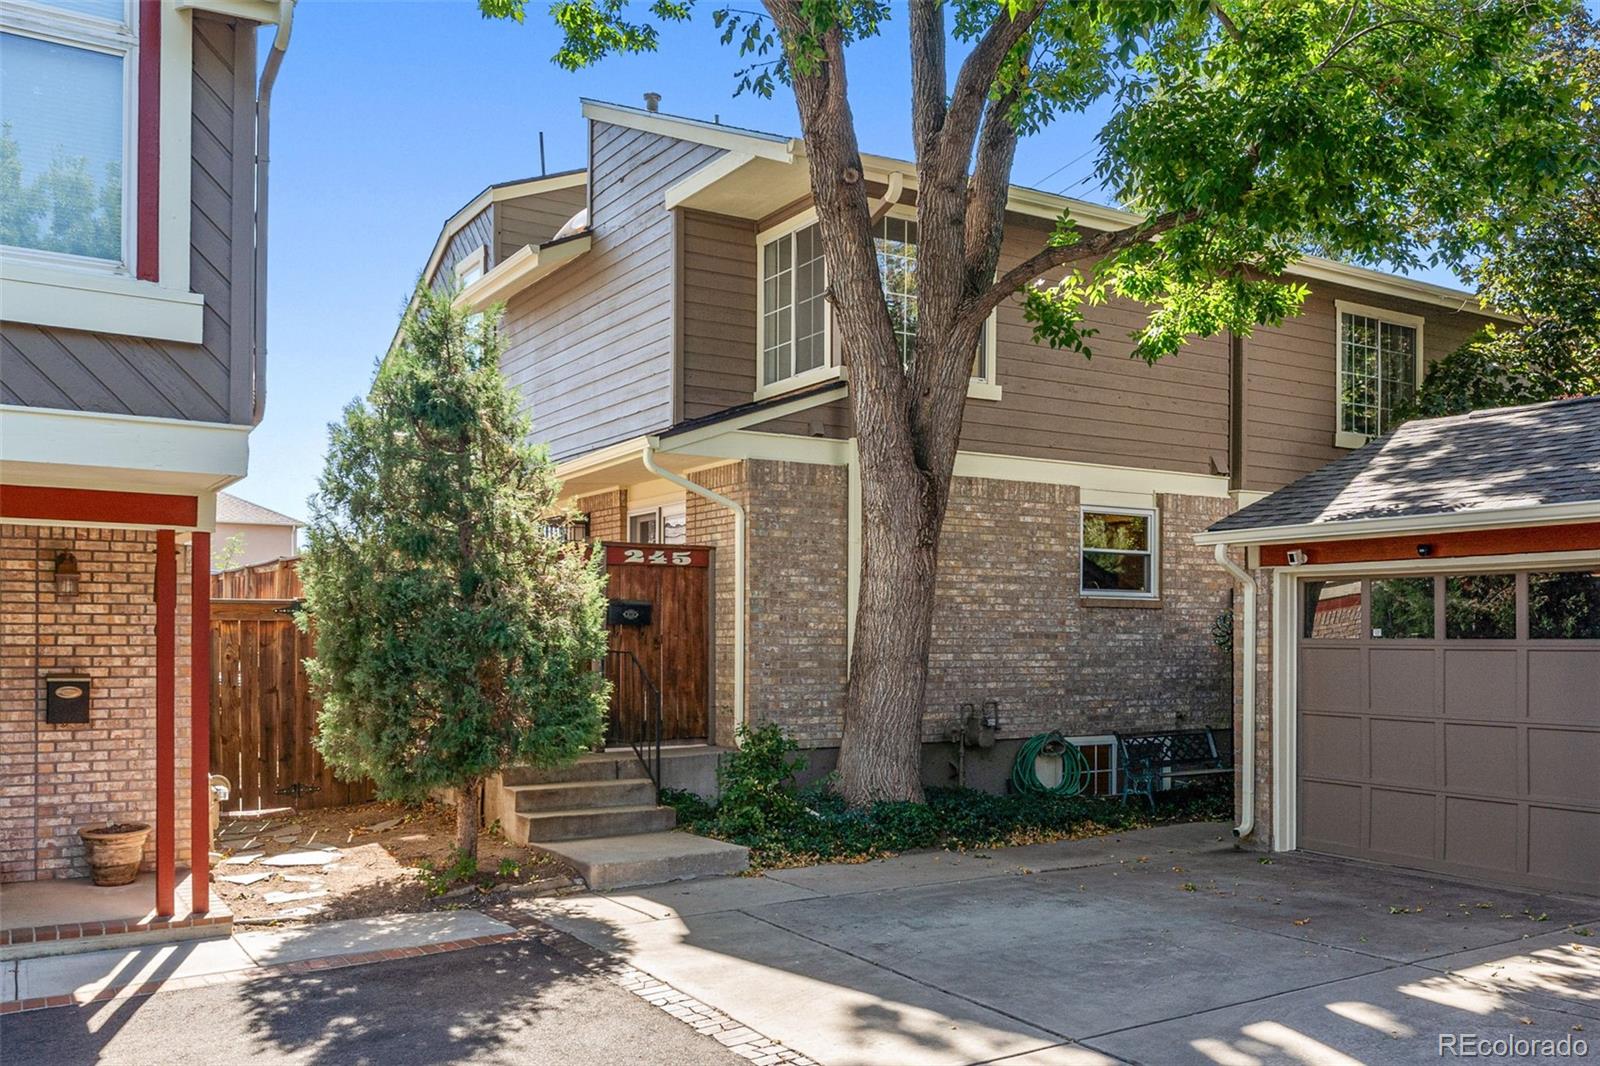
[1208, 395, 1600, 535]
[216, 492, 304, 528]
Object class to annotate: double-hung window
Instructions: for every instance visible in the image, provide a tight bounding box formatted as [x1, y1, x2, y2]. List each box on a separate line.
[1336, 301, 1423, 447]
[0, 0, 136, 271]
[756, 210, 1001, 399]
[1080, 508, 1158, 599]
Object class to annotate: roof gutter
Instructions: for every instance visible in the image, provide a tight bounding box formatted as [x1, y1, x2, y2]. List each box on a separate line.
[1212, 542, 1256, 842]
[1194, 498, 1600, 548]
[641, 438, 746, 734]
[250, 0, 294, 425]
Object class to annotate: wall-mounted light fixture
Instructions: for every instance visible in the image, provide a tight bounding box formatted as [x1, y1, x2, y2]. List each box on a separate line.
[53, 551, 80, 598]
[1416, 543, 1434, 558]
[567, 513, 592, 543]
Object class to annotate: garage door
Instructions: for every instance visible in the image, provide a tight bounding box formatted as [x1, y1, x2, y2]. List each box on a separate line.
[1297, 568, 1600, 893]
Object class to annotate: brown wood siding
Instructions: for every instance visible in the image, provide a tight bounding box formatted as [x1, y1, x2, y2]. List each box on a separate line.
[430, 206, 493, 293]
[0, 16, 258, 425]
[1243, 281, 1489, 492]
[495, 184, 588, 264]
[497, 123, 722, 460]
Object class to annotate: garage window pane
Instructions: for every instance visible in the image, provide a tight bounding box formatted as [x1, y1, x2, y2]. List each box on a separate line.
[1445, 574, 1516, 639]
[1530, 570, 1600, 639]
[1304, 580, 1362, 639]
[1370, 577, 1433, 639]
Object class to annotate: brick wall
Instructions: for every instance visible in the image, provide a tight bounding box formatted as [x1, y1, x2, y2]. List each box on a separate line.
[578, 489, 628, 542]
[711, 466, 1235, 752]
[0, 525, 194, 882]
[686, 463, 748, 747]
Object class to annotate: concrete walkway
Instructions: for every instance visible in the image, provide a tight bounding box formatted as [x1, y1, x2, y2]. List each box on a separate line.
[2, 910, 517, 1011]
[523, 822, 1600, 1065]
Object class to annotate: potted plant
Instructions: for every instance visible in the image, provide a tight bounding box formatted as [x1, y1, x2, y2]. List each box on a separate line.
[78, 822, 151, 886]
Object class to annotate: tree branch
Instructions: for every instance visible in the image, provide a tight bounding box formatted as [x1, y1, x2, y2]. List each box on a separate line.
[962, 86, 1021, 284]
[908, 0, 945, 157]
[962, 209, 1199, 332]
[932, 2, 1044, 175]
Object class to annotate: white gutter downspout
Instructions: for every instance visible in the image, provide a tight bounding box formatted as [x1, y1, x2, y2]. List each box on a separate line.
[643, 439, 746, 731]
[1213, 542, 1256, 841]
[250, 0, 295, 425]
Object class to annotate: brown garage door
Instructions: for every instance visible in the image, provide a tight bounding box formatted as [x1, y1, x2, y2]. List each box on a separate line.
[1297, 568, 1600, 893]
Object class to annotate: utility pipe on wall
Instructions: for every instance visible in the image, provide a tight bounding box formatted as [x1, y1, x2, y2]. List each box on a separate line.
[1213, 542, 1256, 840]
[642, 440, 746, 731]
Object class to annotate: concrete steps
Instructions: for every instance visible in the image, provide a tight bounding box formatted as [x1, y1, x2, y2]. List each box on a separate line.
[492, 746, 744, 887]
[529, 832, 750, 891]
[517, 803, 678, 843]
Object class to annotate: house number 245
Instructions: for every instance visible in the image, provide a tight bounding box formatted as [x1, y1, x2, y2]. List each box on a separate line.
[622, 548, 693, 566]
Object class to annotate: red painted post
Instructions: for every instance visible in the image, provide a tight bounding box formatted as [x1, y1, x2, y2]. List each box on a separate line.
[190, 532, 211, 914]
[155, 528, 176, 917]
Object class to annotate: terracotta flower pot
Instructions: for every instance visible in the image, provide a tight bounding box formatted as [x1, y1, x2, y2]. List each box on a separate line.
[78, 823, 151, 887]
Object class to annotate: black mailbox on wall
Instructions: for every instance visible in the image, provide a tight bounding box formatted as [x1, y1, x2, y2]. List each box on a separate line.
[45, 676, 91, 724]
[606, 599, 652, 627]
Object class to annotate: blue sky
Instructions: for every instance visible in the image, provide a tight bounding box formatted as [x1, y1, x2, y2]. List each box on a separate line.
[231, 0, 1468, 522]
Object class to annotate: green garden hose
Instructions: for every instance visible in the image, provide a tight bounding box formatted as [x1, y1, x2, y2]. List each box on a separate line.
[1010, 732, 1090, 797]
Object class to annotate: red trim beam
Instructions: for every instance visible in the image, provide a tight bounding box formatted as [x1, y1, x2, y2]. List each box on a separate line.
[0, 486, 198, 528]
[1258, 522, 1600, 568]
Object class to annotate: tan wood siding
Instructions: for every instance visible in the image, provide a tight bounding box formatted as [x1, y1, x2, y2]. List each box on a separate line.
[430, 207, 493, 292]
[495, 185, 587, 263]
[0, 15, 258, 425]
[497, 123, 722, 460]
[1243, 282, 1489, 491]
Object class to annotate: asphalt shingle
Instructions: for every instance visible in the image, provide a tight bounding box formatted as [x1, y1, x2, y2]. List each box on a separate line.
[1208, 395, 1600, 534]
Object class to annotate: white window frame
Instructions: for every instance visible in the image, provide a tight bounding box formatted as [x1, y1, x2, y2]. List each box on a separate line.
[1079, 505, 1160, 600]
[1064, 734, 1120, 796]
[0, 0, 140, 276]
[754, 205, 1001, 401]
[1333, 300, 1425, 450]
[453, 245, 487, 286]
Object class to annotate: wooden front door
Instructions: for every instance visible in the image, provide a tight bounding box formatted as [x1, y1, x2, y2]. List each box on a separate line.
[604, 543, 712, 741]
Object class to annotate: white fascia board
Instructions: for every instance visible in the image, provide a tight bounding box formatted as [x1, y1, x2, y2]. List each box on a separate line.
[954, 452, 1231, 499]
[655, 387, 847, 452]
[1192, 499, 1600, 547]
[0, 405, 251, 493]
[0, 261, 205, 344]
[418, 170, 589, 292]
[664, 151, 758, 211]
[666, 430, 851, 467]
[580, 100, 794, 162]
[453, 236, 591, 313]
[174, 0, 287, 23]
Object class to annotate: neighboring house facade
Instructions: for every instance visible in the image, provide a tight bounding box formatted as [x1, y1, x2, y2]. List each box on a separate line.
[214, 491, 301, 568]
[0, 0, 292, 922]
[411, 98, 1500, 799]
[1198, 397, 1600, 894]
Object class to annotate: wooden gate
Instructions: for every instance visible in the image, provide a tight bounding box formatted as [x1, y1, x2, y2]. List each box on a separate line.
[604, 543, 713, 741]
[210, 598, 373, 811]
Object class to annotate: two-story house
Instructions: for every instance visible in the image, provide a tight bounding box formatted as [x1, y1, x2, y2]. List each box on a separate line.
[0, 0, 292, 937]
[410, 97, 1502, 821]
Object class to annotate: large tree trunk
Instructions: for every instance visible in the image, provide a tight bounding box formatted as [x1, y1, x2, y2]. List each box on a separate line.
[455, 777, 483, 860]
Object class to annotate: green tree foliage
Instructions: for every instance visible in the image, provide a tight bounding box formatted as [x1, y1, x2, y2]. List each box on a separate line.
[299, 288, 609, 858]
[0, 124, 121, 261]
[1404, 8, 1600, 419]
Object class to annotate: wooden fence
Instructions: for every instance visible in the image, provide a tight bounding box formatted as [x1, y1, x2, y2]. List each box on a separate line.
[210, 559, 372, 811]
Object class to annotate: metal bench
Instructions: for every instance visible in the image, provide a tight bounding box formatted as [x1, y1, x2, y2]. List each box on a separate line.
[1114, 728, 1232, 811]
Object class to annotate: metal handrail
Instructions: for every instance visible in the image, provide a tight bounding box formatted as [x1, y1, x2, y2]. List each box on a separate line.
[602, 649, 663, 797]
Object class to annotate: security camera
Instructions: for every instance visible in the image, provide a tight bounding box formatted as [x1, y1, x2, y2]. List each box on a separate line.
[1286, 549, 1309, 566]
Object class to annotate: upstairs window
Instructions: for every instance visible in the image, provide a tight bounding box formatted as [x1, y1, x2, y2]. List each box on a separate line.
[759, 221, 828, 393]
[756, 210, 1000, 398]
[1336, 302, 1423, 444]
[0, 0, 135, 269]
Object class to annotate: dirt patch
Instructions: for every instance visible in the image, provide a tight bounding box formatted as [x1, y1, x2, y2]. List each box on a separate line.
[212, 801, 580, 926]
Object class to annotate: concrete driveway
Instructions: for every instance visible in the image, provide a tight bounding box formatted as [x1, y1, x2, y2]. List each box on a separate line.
[525, 822, 1600, 1065]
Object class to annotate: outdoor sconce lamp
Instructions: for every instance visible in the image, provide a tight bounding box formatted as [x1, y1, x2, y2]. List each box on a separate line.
[54, 551, 81, 598]
[567, 514, 592, 543]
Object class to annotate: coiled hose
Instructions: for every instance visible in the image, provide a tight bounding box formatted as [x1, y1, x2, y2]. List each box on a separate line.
[1010, 731, 1090, 796]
